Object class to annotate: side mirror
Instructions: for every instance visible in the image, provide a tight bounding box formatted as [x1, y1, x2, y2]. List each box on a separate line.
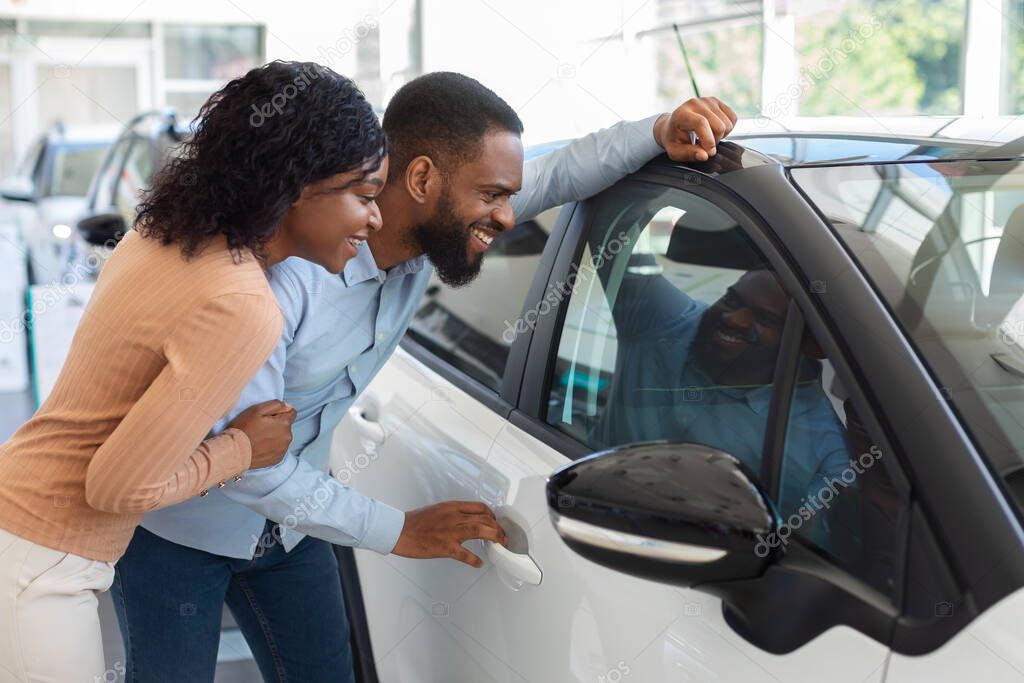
[547, 442, 779, 587]
[0, 176, 36, 202]
[77, 211, 127, 247]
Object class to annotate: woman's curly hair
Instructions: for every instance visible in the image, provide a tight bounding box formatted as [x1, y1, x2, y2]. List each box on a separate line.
[136, 60, 386, 259]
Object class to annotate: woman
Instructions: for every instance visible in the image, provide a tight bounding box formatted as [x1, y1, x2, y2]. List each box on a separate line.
[0, 61, 388, 682]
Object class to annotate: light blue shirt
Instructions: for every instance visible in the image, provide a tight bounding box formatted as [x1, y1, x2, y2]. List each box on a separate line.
[142, 115, 664, 559]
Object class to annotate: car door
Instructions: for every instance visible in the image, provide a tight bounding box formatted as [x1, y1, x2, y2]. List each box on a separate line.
[331, 208, 567, 682]
[338, 168, 913, 681]
[465, 175, 911, 682]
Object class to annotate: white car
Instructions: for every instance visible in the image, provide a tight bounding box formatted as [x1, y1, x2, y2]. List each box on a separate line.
[332, 120, 1024, 682]
[0, 123, 116, 284]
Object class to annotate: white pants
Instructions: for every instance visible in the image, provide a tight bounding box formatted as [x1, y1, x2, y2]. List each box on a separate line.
[0, 528, 115, 683]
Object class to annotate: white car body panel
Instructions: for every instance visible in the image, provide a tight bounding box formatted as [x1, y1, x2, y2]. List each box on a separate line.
[332, 347, 891, 683]
[886, 588, 1024, 682]
[22, 195, 88, 283]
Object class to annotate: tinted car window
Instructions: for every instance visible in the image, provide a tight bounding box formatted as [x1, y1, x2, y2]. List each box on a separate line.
[545, 182, 792, 476]
[406, 206, 562, 392]
[778, 346, 902, 598]
[547, 180, 904, 598]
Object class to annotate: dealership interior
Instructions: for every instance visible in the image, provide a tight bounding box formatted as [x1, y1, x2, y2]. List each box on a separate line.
[0, 0, 1022, 681]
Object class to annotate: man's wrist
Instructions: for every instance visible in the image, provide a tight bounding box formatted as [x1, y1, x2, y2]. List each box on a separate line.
[652, 113, 669, 149]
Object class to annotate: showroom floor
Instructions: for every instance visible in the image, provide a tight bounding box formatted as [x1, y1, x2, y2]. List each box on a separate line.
[0, 389, 264, 682]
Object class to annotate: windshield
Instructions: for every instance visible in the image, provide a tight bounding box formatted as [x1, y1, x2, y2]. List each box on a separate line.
[792, 160, 1024, 486]
[49, 143, 109, 196]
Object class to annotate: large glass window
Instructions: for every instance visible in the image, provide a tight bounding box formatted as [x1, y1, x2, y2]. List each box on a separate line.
[652, 4, 763, 117]
[163, 25, 262, 80]
[25, 20, 149, 39]
[1004, 0, 1024, 113]
[162, 24, 263, 121]
[793, 161, 1024, 510]
[793, 0, 967, 116]
[406, 206, 562, 392]
[36, 65, 139, 128]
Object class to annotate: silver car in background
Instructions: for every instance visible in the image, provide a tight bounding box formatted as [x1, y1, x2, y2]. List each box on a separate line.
[0, 122, 116, 285]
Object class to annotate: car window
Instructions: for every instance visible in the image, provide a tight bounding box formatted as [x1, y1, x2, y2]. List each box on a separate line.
[547, 179, 905, 601]
[545, 182, 787, 480]
[406, 206, 562, 392]
[777, 342, 903, 599]
[17, 136, 46, 184]
[113, 135, 155, 230]
[91, 135, 132, 211]
[793, 161, 1024, 512]
[48, 144, 108, 197]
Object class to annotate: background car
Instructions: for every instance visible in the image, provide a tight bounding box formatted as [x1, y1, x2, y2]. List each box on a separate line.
[0, 122, 116, 285]
[74, 109, 188, 277]
[332, 120, 1024, 682]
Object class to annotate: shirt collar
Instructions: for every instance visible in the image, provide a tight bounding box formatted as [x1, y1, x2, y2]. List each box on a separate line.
[340, 244, 429, 286]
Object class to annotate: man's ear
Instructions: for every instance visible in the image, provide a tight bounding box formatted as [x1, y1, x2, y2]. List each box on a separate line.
[405, 155, 439, 204]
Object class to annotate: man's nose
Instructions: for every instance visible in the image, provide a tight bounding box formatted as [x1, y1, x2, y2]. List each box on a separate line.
[492, 198, 515, 232]
[368, 202, 383, 233]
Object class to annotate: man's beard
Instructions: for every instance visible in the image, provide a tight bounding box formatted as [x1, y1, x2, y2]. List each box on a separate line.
[411, 189, 483, 287]
[692, 309, 777, 385]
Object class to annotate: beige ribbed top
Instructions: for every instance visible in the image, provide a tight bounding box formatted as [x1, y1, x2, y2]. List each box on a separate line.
[0, 230, 283, 561]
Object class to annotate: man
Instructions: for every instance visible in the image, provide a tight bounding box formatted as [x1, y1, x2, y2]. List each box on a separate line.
[590, 264, 851, 513]
[112, 72, 737, 681]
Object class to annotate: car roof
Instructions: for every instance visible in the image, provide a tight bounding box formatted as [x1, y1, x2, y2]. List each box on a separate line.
[726, 115, 1024, 172]
[527, 116, 1024, 177]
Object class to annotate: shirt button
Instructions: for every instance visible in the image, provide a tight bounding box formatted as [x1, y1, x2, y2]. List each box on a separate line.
[376, 332, 386, 341]
[351, 364, 358, 373]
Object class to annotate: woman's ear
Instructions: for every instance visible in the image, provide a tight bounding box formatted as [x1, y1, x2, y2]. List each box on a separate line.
[405, 155, 437, 204]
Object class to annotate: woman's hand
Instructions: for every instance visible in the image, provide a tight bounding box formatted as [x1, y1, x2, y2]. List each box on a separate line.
[227, 399, 297, 469]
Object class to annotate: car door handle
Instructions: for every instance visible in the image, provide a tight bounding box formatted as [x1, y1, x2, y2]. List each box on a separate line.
[486, 542, 542, 588]
[346, 406, 386, 445]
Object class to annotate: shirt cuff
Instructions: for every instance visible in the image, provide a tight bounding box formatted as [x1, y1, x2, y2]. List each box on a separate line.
[631, 113, 666, 161]
[358, 500, 406, 555]
[227, 454, 301, 499]
[207, 428, 254, 483]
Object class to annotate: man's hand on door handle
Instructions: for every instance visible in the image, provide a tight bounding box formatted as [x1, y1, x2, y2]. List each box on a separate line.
[392, 501, 509, 568]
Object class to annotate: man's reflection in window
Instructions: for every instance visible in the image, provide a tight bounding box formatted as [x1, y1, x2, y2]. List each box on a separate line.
[591, 262, 851, 512]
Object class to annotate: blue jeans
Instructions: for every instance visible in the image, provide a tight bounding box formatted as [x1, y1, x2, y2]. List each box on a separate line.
[111, 522, 355, 683]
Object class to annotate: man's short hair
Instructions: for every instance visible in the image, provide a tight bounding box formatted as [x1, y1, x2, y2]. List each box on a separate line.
[382, 72, 524, 180]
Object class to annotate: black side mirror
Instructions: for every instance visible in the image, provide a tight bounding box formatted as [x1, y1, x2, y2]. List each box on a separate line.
[77, 211, 127, 247]
[547, 442, 779, 587]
